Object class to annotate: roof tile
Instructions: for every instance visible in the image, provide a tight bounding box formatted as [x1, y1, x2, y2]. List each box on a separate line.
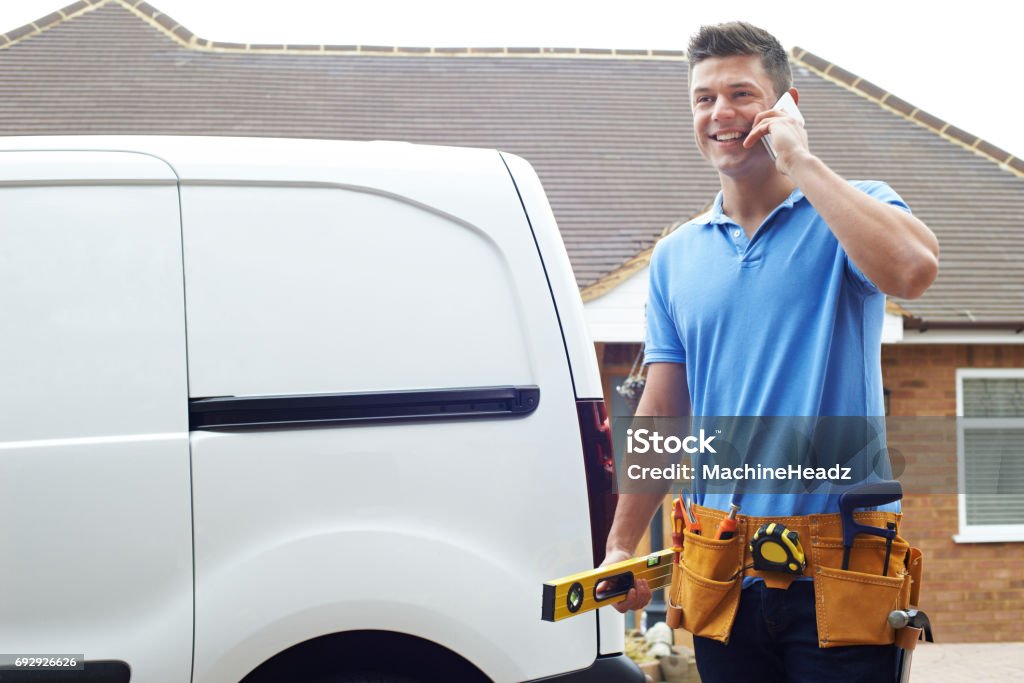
[791, 47, 829, 71]
[853, 78, 886, 100]
[209, 40, 247, 50]
[975, 139, 1012, 162]
[912, 109, 945, 131]
[825, 64, 857, 86]
[882, 94, 915, 116]
[62, 1, 91, 16]
[943, 124, 976, 146]
[153, 12, 177, 31]
[34, 12, 64, 29]
[171, 25, 193, 43]
[4, 24, 37, 42]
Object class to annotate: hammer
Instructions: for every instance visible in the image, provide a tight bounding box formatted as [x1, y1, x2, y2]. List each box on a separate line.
[889, 609, 934, 683]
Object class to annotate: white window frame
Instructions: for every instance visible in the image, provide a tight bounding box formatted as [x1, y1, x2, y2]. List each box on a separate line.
[954, 368, 1024, 543]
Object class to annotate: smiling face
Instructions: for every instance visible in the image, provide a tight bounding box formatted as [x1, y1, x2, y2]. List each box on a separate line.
[690, 54, 779, 177]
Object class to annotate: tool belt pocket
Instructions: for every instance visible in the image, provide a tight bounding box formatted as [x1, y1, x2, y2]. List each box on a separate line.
[669, 530, 743, 643]
[811, 535, 912, 648]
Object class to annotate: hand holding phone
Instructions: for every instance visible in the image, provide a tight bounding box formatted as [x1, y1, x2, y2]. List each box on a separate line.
[761, 92, 804, 160]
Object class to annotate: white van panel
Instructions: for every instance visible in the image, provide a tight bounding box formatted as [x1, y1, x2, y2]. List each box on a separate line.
[0, 437, 193, 681]
[180, 183, 535, 397]
[190, 415, 597, 682]
[0, 153, 192, 683]
[0, 182, 184, 440]
[183, 151, 600, 680]
[501, 153, 603, 400]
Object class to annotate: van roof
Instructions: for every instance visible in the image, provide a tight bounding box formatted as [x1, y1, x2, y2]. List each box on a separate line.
[0, 135, 508, 183]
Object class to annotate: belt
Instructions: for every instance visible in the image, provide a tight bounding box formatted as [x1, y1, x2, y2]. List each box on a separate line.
[691, 504, 905, 589]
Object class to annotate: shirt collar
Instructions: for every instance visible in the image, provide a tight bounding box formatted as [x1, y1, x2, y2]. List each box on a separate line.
[696, 187, 807, 227]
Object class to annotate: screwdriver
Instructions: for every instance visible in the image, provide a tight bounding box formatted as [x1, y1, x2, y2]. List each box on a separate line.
[683, 494, 702, 536]
[667, 493, 686, 629]
[671, 493, 685, 564]
[716, 504, 741, 540]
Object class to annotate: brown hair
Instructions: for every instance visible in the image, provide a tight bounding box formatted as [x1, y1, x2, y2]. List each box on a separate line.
[687, 22, 792, 100]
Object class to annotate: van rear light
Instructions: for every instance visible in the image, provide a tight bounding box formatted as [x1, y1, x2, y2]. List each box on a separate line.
[576, 399, 617, 566]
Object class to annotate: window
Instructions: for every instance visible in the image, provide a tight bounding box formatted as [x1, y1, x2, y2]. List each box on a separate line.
[955, 369, 1024, 543]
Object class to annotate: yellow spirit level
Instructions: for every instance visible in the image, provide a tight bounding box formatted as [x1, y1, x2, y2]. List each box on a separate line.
[541, 549, 674, 622]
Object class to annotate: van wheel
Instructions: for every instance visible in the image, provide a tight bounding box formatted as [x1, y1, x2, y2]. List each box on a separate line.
[311, 674, 419, 683]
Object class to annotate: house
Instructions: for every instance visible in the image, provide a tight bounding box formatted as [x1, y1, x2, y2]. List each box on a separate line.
[2, 0, 1022, 642]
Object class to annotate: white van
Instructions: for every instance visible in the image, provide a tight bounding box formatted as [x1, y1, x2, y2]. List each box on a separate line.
[0, 137, 640, 683]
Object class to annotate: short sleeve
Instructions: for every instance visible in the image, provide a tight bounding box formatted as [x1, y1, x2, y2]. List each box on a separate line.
[643, 241, 686, 365]
[844, 180, 913, 292]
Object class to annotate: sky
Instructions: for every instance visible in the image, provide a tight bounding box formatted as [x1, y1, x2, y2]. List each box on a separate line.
[1, 0, 1021, 160]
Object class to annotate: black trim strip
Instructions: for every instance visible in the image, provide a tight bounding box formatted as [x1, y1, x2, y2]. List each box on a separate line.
[0, 660, 130, 682]
[189, 385, 540, 430]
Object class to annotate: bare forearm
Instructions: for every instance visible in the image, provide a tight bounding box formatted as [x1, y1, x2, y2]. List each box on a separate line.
[787, 152, 938, 299]
[604, 364, 688, 560]
[605, 492, 667, 558]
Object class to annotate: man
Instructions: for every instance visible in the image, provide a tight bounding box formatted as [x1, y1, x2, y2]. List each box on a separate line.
[600, 22, 938, 682]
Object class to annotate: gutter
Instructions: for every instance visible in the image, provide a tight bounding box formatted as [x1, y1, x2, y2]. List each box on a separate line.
[903, 319, 1024, 334]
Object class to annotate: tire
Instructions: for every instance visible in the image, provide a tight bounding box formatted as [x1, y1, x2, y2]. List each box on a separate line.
[310, 673, 420, 683]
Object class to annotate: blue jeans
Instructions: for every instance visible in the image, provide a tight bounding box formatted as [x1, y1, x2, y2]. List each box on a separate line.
[692, 581, 897, 683]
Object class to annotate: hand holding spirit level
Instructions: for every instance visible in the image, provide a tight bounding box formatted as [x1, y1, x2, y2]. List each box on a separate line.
[541, 549, 674, 622]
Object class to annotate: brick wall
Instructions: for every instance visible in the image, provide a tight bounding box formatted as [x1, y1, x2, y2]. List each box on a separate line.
[884, 344, 1024, 643]
[598, 342, 1024, 643]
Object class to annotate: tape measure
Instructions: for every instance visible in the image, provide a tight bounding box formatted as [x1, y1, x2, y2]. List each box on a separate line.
[541, 549, 674, 622]
[749, 522, 807, 575]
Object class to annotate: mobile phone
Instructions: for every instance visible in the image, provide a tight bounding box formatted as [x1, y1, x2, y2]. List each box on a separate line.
[761, 92, 804, 160]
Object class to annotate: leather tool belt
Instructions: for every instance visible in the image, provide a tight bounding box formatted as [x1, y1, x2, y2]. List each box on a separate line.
[668, 504, 924, 648]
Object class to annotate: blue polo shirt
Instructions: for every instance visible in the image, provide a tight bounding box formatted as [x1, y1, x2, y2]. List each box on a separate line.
[644, 181, 909, 516]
